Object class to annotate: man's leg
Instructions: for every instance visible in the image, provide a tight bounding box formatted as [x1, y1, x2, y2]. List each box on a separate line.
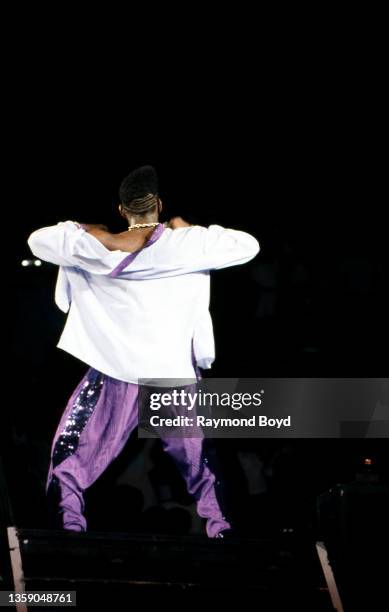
[160, 435, 231, 538]
[47, 368, 138, 532]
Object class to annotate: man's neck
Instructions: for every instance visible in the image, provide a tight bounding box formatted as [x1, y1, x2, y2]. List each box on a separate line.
[126, 214, 159, 227]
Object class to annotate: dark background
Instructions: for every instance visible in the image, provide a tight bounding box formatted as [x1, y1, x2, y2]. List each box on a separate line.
[2, 16, 388, 537]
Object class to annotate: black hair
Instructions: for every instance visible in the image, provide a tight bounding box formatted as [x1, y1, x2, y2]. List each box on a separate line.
[119, 165, 159, 213]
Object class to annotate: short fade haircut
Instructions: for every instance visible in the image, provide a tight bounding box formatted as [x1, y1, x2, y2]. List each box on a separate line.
[119, 165, 159, 214]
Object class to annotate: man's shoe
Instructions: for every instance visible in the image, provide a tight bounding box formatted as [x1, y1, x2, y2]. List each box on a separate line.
[215, 529, 235, 539]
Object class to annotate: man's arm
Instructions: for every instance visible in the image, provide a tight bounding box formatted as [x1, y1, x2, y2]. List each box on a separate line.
[167, 217, 260, 269]
[166, 217, 192, 229]
[118, 220, 260, 279]
[28, 218, 260, 278]
[81, 224, 118, 251]
[27, 221, 113, 271]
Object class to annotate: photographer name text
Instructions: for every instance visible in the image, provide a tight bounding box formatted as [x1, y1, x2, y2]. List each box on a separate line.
[148, 415, 291, 429]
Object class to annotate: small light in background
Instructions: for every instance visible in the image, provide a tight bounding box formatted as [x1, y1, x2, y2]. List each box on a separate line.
[21, 259, 43, 267]
[363, 457, 374, 467]
[356, 456, 378, 482]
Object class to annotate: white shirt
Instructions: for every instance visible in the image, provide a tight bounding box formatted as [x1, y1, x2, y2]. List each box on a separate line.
[28, 221, 260, 384]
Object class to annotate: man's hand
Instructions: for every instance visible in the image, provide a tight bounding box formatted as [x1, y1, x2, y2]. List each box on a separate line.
[81, 224, 117, 250]
[166, 216, 191, 229]
[82, 224, 109, 232]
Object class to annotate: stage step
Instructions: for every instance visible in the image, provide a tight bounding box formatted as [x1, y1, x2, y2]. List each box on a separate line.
[11, 529, 335, 610]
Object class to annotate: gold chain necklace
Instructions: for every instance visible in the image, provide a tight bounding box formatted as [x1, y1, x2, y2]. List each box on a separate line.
[127, 222, 159, 231]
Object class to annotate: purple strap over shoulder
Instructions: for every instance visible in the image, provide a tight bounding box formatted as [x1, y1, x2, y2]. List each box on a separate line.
[109, 223, 165, 279]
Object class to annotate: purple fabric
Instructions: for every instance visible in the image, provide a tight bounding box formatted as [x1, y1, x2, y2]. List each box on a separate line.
[109, 223, 165, 279]
[47, 367, 230, 537]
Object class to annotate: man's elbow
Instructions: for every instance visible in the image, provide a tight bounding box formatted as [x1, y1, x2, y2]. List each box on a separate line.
[27, 231, 41, 257]
[27, 230, 52, 262]
[245, 235, 260, 261]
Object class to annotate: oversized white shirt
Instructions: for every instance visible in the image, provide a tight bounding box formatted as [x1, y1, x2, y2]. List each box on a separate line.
[28, 222, 260, 384]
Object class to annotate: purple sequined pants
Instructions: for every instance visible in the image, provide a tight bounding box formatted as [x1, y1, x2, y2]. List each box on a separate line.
[46, 368, 230, 538]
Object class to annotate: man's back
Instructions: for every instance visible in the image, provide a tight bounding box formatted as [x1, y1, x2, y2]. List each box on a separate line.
[28, 221, 259, 383]
[58, 262, 211, 382]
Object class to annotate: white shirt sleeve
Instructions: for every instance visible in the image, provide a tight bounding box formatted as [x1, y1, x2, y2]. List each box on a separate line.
[184, 224, 260, 271]
[120, 225, 260, 279]
[27, 221, 260, 278]
[27, 221, 116, 273]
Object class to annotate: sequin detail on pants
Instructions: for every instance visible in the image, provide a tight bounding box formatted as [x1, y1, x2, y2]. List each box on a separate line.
[52, 370, 104, 468]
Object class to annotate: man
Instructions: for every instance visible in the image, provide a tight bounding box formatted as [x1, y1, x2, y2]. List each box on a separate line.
[28, 166, 260, 538]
